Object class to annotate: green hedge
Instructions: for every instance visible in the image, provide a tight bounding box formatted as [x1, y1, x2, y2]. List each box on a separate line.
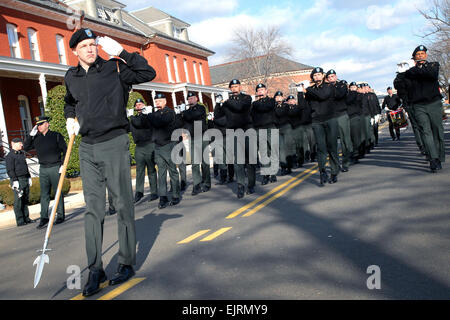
[0, 177, 71, 206]
[45, 86, 145, 171]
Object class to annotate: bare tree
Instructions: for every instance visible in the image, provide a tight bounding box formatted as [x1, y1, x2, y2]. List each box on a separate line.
[418, 0, 450, 98]
[226, 25, 293, 91]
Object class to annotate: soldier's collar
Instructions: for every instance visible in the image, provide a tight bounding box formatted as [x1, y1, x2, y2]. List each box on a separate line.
[74, 56, 106, 75]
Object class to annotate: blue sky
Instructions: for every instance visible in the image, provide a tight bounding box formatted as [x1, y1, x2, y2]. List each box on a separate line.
[122, 0, 430, 93]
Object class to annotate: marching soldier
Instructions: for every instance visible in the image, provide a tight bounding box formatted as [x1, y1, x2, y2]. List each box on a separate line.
[5, 138, 33, 227]
[182, 92, 211, 195]
[213, 94, 235, 185]
[301, 67, 339, 185]
[346, 82, 363, 164]
[174, 104, 187, 192]
[64, 28, 156, 296]
[288, 93, 311, 168]
[367, 84, 382, 146]
[326, 70, 353, 172]
[222, 79, 255, 198]
[274, 91, 294, 175]
[129, 99, 158, 203]
[251, 83, 277, 185]
[24, 116, 67, 229]
[395, 45, 445, 172]
[359, 83, 373, 155]
[382, 87, 402, 141]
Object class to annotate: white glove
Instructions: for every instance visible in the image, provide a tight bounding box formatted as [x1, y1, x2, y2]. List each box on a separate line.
[375, 115, 381, 123]
[141, 106, 152, 115]
[174, 106, 181, 115]
[59, 166, 63, 174]
[215, 97, 223, 104]
[66, 118, 80, 136]
[28, 178, 32, 187]
[207, 113, 214, 121]
[97, 36, 123, 57]
[407, 59, 416, 69]
[370, 118, 375, 125]
[296, 85, 304, 93]
[127, 109, 134, 117]
[13, 181, 19, 189]
[30, 125, 38, 137]
[179, 104, 186, 112]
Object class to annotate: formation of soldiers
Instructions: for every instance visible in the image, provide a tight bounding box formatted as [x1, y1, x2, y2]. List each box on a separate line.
[4, 27, 445, 298]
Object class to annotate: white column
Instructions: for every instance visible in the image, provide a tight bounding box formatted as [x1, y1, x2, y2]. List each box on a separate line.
[198, 90, 203, 103]
[0, 91, 9, 147]
[39, 73, 47, 108]
[183, 88, 188, 104]
[171, 91, 177, 107]
[151, 90, 156, 102]
[212, 93, 216, 109]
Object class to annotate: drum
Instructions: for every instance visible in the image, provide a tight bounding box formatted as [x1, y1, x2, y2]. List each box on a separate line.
[389, 108, 408, 128]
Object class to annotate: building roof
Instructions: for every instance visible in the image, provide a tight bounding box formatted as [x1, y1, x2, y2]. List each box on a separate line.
[210, 54, 314, 85]
[130, 6, 190, 27]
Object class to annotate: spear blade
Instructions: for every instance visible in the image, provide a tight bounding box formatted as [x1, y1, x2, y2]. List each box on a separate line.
[33, 252, 49, 288]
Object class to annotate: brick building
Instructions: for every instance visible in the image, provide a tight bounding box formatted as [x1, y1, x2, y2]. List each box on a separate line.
[210, 54, 314, 99]
[0, 0, 228, 152]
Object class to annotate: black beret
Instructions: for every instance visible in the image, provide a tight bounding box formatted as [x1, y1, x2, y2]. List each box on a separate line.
[349, 82, 357, 87]
[310, 67, 324, 78]
[11, 138, 23, 143]
[35, 116, 50, 125]
[274, 91, 283, 98]
[326, 69, 337, 76]
[154, 93, 166, 99]
[69, 28, 97, 49]
[412, 45, 427, 57]
[134, 98, 144, 106]
[286, 95, 295, 101]
[387, 87, 392, 91]
[229, 79, 241, 88]
[255, 83, 266, 91]
[357, 84, 363, 88]
[187, 91, 197, 98]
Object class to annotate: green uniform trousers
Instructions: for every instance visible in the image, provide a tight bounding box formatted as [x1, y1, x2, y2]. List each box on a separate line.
[190, 139, 211, 188]
[79, 134, 136, 271]
[233, 134, 256, 187]
[413, 100, 445, 162]
[336, 114, 353, 169]
[256, 126, 278, 175]
[12, 176, 30, 225]
[361, 115, 372, 147]
[155, 142, 180, 198]
[405, 105, 425, 150]
[312, 118, 340, 175]
[39, 165, 65, 220]
[349, 116, 362, 158]
[134, 142, 158, 196]
[279, 123, 295, 165]
[291, 126, 306, 162]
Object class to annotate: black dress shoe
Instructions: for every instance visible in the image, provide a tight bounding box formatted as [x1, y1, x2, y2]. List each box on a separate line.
[237, 184, 245, 199]
[261, 175, 269, 185]
[158, 196, 169, 209]
[180, 181, 187, 192]
[436, 159, 442, 170]
[25, 218, 35, 224]
[329, 174, 338, 184]
[54, 217, 65, 225]
[270, 175, 277, 183]
[192, 184, 202, 196]
[246, 186, 255, 195]
[82, 269, 107, 297]
[319, 170, 328, 186]
[341, 167, 349, 173]
[202, 185, 211, 193]
[107, 207, 117, 216]
[109, 264, 135, 286]
[17, 221, 26, 227]
[148, 194, 159, 202]
[170, 197, 180, 206]
[36, 218, 49, 230]
[134, 192, 144, 203]
[430, 159, 438, 173]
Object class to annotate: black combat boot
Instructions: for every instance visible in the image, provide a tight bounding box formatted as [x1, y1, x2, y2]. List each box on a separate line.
[237, 184, 245, 199]
[261, 175, 270, 185]
[319, 170, 328, 186]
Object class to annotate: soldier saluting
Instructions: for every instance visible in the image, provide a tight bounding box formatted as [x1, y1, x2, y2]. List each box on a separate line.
[24, 116, 67, 229]
[64, 28, 156, 296]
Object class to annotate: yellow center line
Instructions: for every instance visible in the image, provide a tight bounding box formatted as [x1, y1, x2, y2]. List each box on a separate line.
[97, 277, 146, 300]
[177, 229, 211, 244]
[226, 165, 318, 219]
[199, 227, 232, 242]
[70, 281, 110, 300]
[243, 168, 319, 217]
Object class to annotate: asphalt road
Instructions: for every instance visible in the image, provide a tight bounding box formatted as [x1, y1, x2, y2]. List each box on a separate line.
[0, 122, 449, 300]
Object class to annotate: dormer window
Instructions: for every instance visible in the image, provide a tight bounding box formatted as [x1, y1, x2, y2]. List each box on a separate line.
[173, 26, 183, 39]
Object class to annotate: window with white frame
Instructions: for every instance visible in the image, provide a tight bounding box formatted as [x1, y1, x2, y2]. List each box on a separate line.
[193, 61, 199, 84]
[173, 56, 180, 83]
[165, 54, 174, 83]
[7, 24, 21, 58]
[18, 95, 32, 134]
[27, 28, 40, 61]
[173, 26, 183, 39]
[183, 58, 190, 83]
[38, 96, 45, 116]
[55, 35, 67, 65]
[199, 63, 205, 85]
